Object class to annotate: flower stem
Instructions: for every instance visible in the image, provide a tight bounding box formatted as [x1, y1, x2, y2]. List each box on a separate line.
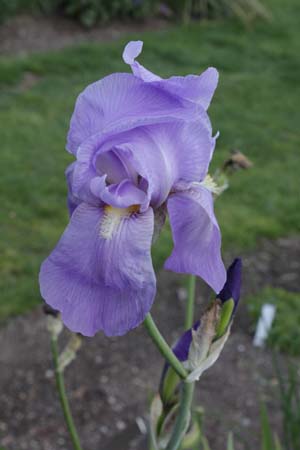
[51, 336, 83, 450]
[144, 313, 188, 380]
[185, 275, 196, 330]
[165, 274, 196, 450]
[165, 382, 195, 450]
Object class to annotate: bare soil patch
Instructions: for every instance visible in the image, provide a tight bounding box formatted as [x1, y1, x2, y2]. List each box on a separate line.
[0, 15, 167, 57]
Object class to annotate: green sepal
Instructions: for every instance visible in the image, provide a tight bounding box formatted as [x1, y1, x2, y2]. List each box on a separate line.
[215, 298, 234, 339]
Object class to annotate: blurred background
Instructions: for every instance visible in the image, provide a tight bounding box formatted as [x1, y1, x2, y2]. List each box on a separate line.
[0, 0, 299, 449]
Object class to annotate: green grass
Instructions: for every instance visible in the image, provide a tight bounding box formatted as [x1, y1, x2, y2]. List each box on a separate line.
[1, 0, 300, 319]
[247, 287, 300, 356]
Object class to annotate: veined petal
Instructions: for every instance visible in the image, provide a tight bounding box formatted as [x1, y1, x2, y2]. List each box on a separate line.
[116, 120, 215, 208]
[72, 119, 215, 209]
[164, 185, 226, 292]
[39, 204, 156, 336]
[67, 73, 200, 155]
[156, 69, 219, 111]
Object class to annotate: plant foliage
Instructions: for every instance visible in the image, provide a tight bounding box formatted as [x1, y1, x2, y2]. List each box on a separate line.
[0, 0, 269, 26]
[274, 359, 300, 450]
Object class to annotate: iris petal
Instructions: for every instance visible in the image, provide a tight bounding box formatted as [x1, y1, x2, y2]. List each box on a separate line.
[164, 185, 226, 292]
[123, 40, 219, 111]
[100, 179, 147, 209]
[39, 204, 156, 336]
[123, 40, 161, 82]
[67, 73, 201, 155]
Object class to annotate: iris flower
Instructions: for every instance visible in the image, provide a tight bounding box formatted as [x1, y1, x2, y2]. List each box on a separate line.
[39, 41, 226, 337]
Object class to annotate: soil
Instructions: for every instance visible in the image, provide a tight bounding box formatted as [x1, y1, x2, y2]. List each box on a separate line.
[0, 15, 167, 57]
[0, 236, 299, 450]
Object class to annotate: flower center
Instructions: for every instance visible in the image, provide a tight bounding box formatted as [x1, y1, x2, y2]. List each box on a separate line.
[100, 205, 139, 240]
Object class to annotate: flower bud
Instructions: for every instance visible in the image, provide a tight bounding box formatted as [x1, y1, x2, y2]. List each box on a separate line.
[186, 258, 241, 382]
[160, 259, 242, 393]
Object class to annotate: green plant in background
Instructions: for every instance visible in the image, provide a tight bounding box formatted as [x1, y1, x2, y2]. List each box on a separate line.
[60, 0, 159, 28]
[0, 0, 159, 25]
[247, 288, 300, 356]
[196, 405, 283, 450]
[260, 403, 283, 450]
[166, 0, 270, 24]
[274, 359, 300, 450]
[0, 0, 269, 26]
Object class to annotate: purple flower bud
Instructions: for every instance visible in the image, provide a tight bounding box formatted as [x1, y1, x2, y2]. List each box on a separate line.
[218, 258, 242, 312]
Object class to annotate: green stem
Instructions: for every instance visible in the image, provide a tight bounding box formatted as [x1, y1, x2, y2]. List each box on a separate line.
[185, 275, 196, 330]
[144, 313, 188, 380]
[51, 337, 83, 450]
[165, 274, 196, 449]
[165, 382, 195, 450]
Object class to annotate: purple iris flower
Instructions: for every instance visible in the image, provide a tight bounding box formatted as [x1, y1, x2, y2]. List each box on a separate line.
[39, 41, 226, 337]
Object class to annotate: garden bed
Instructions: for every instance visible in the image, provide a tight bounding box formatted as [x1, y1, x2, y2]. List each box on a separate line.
[0, 236, 299, 450]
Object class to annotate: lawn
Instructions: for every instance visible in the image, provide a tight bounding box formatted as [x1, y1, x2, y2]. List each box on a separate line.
[0, 0, 299, 319]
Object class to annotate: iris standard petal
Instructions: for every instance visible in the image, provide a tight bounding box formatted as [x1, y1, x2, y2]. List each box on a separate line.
[123, 41, 218, 111]
[95, 150, 138, 184]
[155, 69, 219, 111]
[67, 73, 200, 155]
[71, 118, 214, 209]
[39, 204, 156, 336]
[127, 120, 216, 206]
[164, 185, 226, 292]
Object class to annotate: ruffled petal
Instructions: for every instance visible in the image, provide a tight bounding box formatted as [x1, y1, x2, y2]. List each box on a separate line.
[67, 73, 200, 155]
[71, 117, 215, 209]
[123, 121, 215, 207]
[39, 204, 156, 336]
[164, 185, 226, 292]
[122, 41, 218, 110]
[156, 69, 219, 111]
